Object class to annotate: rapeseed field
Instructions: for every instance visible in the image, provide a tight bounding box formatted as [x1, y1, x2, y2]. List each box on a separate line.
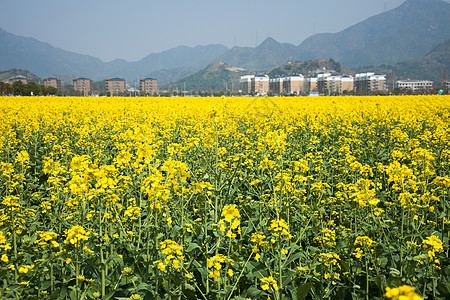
[0, 95, 448, 299]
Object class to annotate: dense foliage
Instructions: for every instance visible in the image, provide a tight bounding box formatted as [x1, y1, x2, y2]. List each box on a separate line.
[0, 95, 449, 299]
[0, 81, 58, 96]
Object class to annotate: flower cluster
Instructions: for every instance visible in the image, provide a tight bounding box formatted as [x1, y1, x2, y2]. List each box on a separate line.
[218, 204, 241, 238]
[34, 231, 59, 248]
[353, 236, 375, 259]
[268, 219, 292, 241]
[207, 254, 233, 279]
[156, 239, 184, 271]
[64, 225, 90, 247]
[384, 285, 423, 300]
[260, 276, 279, 291]
[421, 235, 443, 260]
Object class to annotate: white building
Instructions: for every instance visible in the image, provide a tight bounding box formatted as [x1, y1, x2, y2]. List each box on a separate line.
[396, 80, 433, 92]
[239, 75, 254, 94]
[239, 74, 269, 95]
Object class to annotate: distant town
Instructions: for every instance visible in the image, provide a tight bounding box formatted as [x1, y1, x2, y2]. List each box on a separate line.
[1, 72, 449, 97]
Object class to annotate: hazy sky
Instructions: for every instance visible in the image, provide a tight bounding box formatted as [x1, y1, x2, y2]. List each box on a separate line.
[0, 0, 412, 62]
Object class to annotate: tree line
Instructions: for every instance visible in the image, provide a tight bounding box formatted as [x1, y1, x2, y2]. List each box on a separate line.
[0, 81, 58, 96]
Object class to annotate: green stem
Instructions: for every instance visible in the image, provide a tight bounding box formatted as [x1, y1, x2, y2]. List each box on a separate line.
[50, 257, 54, 292]
[225, 251, 254, 300]
[99, 226, 106, 297]
[76, 245, 80, 300]
[12, 210, 18, 282]
[365, 255, 369, 300]
[278, 243, 282, 299]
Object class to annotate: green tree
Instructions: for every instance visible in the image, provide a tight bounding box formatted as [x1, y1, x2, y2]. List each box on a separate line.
[27, 82, 43, 95]
[12, 81, 28, 96]
[0, 82, 13, 95]
[45, 86, 58, 95]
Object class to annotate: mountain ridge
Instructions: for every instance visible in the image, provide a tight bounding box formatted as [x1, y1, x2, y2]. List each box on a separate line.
[297, 0, 450, 66]
[0, 26, 229, 81]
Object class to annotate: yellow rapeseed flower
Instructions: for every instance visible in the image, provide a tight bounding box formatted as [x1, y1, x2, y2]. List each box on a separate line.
[384, 285, 423, 300]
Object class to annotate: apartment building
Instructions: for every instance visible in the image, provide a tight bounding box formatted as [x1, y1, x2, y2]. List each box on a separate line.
[252, 75, 269, 95]
[8, 75, 30, 85]
[140, 78, 158, 96]
[239, 75, 269, 95]
[305, 77, 318, 93]
[106, 78, 126, 95]
[341, 76, 354, 92]
[43, 77, 62, 90]
[317, 74, 354, 94]
[72, 78, 93, 95]
[396, 80, 433, 92]
[317, 73, 331, 93]
[444, 81, 450, 91]
[354, 73, 387, 93]
[283, 75, 305, 95]
[269, 77, 284, 95]
[239, 75, 254, 94]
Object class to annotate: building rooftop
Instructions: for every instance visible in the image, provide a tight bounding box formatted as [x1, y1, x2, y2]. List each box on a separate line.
[10, 75, 30, 79]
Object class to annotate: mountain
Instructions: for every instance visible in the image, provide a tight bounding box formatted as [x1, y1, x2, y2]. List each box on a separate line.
[394, 38, 450, 82]
[136, 45, 228, 73]
[163, 62, 247, 92]
[146, 66, 199, 85]
[297, 0, 450, 67]
[356, 38, 450, 82]
[105, 44, 229, 80]
[2, 0, 450, 81]
[0, 27, 112, 80]
[216, 38, 298, 71]
[268, 59, 354, 78]
[0, 26, 229, 81]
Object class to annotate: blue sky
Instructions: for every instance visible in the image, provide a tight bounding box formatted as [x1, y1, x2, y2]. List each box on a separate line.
[0, 0, 413, 62]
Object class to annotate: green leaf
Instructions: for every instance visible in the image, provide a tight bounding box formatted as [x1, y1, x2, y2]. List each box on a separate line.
[282, 269, 297, 286]
[186, 242, 201, 253]
[246, 286, 268, 298]
[136, 282, 152, 292]
[103, 291, 116, 300]
[283, 250, 305, 267]
[297, 282, 313, 300]
[184, 282, 196, 292]
[193, 259, 208, 287]
[375, 274, 386, 292]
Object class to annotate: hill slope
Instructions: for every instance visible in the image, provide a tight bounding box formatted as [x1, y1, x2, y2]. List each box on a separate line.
[164, 63, 247, 92]
[216, 38, 298, 71]
[268, 59, 354, 77]
[0, 68, 41, 83]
